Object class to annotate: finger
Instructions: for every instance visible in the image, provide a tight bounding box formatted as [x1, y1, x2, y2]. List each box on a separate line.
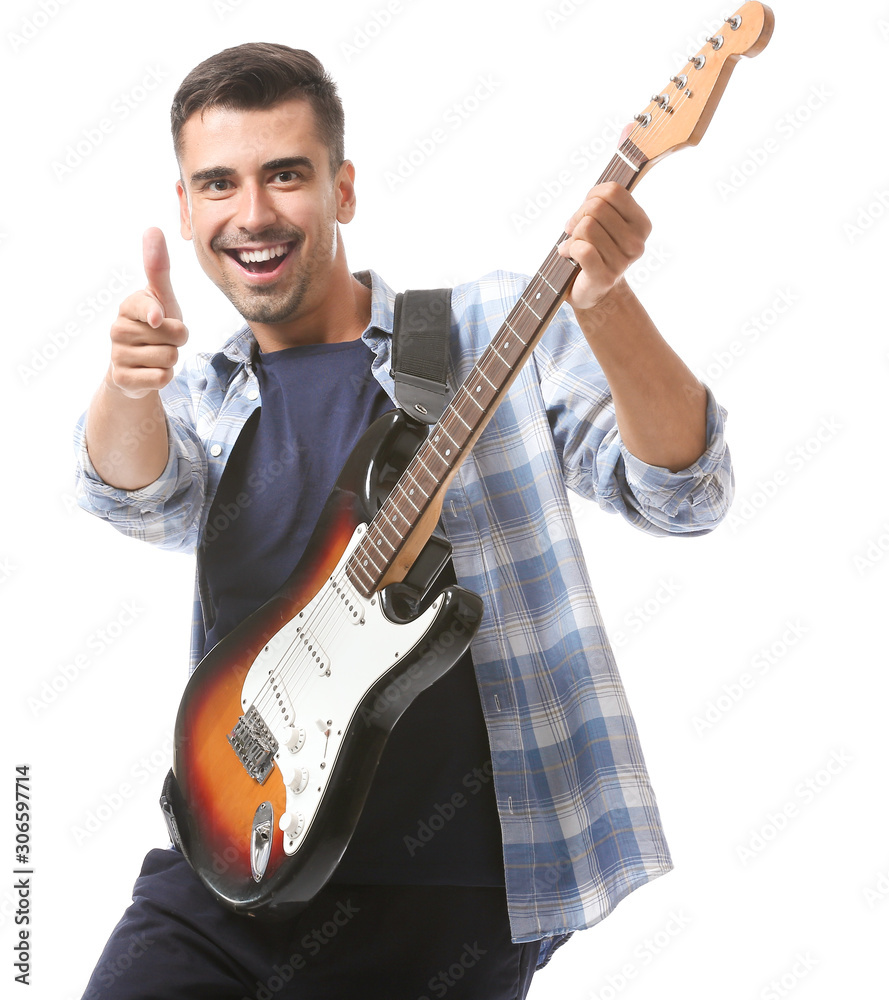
[560, 220, 621, 286]
[112, 342, 180, 373]
[565, 183, 651, 238]
[118, 291, 168, 332]
[112, 308, 188, 347]
[572, 198, 645, 266]
[110, 362, 177, 396]
[142, 227, 183, 325]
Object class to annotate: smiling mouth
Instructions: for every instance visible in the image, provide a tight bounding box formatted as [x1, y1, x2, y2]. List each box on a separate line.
[225, 242, 294, 274]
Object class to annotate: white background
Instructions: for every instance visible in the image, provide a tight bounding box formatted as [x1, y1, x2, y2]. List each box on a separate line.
[3, 0, 888, 997]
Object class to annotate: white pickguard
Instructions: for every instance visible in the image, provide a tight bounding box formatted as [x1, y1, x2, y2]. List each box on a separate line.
[236, 524, 443, 857]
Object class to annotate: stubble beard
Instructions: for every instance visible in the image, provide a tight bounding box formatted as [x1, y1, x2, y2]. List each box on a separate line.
[200, 225, 328, 326]
[222, 267, 311, 325]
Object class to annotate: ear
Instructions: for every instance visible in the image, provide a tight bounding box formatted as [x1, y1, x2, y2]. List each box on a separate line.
[176, 179, 193, 241]
[335, 160, 357, 224]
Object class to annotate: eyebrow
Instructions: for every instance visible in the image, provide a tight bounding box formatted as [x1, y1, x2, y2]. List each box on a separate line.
[189, 156, 316, 185]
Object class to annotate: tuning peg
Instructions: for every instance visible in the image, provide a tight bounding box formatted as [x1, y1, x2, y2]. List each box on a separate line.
[724, 13, 742, 29]
[633, 112, 652, 127]
[705, 34, 724, 49]
[651, 94, 670, 109]
[670, 74, 688, 89]
[688, 54, 706, 70]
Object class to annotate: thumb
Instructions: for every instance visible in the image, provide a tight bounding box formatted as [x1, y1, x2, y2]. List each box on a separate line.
[142, 227, 183, 325]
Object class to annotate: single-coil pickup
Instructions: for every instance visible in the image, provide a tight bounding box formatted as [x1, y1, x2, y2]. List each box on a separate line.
[328, 575, 365, 625]
[265, 669, 296, 723]
[294, 618, 330, 675]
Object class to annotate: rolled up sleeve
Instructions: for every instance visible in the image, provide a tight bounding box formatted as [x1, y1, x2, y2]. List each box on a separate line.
[73, 405, 207, 554]
[596, 386, 734, 535]
[537, 303, 734, 537]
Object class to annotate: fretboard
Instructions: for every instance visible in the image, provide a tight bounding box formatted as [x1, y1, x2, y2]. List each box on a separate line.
[346, 138, 649, 597]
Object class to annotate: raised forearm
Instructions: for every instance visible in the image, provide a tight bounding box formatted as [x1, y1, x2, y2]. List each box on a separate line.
[571, 277, 707, 473]
[85, 376, 170, 490]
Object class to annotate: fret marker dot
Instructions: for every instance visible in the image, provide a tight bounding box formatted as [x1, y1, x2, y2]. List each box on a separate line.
[476, 386, 481, 392]
[445, 448, 451, 456]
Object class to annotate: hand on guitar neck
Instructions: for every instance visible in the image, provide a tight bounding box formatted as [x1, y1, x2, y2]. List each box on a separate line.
[557, 182, 708, 474]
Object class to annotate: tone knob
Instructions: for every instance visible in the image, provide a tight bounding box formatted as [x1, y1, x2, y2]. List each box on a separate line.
[284, 725, 306, 752]
[280, 762, 309, 793]
[279, 811, 305, 837]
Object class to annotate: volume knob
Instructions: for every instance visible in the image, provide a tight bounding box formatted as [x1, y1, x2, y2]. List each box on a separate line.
[280, 762, 309, 793]
[279, 811, 305, 838]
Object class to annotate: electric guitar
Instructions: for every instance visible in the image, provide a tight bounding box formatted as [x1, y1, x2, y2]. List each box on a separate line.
[163, 2, 774, 917]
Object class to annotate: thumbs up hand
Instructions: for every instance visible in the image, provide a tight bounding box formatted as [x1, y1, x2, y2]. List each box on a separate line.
[107, 228, 188, 398]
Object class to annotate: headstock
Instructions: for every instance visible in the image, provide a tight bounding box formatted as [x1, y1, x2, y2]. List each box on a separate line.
[622, 2, 775, 182]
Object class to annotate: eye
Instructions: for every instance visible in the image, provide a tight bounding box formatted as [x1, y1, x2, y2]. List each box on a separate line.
[205, 179, 231, 193]
[273, 170, 302, 183]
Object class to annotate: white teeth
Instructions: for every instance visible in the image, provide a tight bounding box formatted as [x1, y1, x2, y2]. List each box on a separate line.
[236, 243, 289, 264]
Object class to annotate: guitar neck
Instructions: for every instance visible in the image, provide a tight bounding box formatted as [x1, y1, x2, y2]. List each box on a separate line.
[346, 0, 775, 596]
[345, 141, 650, 598]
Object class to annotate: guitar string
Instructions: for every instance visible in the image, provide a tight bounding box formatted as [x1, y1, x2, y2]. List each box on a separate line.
[621, 51, 709, 166]
[245, 109, 674, 724]
[254, 248, 587, 720]
[247, 266, 568, 729]
[245, 54, 712, 744]
[342, 52, 714, 586]
[249, 142, 674, 736]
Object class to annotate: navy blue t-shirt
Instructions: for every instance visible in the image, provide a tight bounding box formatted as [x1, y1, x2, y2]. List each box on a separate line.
[200, 337, 504, 885]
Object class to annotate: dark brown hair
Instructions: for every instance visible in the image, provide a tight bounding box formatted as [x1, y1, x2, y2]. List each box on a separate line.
[171, 43, 344, 171]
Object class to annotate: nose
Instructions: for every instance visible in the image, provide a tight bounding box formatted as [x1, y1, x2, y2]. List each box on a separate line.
[232, 179, 277, 234]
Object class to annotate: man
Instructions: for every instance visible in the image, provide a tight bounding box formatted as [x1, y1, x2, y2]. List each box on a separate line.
[75, 42, 732, 999]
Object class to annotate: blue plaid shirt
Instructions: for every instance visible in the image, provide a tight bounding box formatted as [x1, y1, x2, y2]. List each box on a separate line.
[74, 269, 733, 946]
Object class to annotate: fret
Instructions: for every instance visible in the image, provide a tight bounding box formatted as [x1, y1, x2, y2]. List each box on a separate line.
[523, 299, 542, 321]
[503, 320, 526, 345]
[393, 483, 421, 514]
[369, 528, 396, 554]
[382, 504, 408, 532]
[463, 388, 486, 412]
[343, 2, 774, 597]
[353, 543, 383, 576]
[614, 148, 639, 173]
[429, 432, 459, 461]
[539, 271, 560, 295]
[352, 216, 594, 600]
[412, 450, 440, 483]
[432, 422, 460, 449]
[489, 343, 510, 368]
[426, 440, 447, 466]
[599, 153, 633, 187]
[401, 469, 430, 504]
[347, 559, 374, 590]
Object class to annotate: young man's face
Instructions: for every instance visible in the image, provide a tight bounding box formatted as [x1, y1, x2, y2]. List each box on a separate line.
[176, 98, 355, 330]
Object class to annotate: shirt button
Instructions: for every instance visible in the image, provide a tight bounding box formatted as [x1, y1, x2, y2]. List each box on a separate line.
[209, 444, 223, 457]
[247, 388, 259, 400]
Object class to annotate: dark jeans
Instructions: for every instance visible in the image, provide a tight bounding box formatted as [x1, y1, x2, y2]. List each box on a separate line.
[80, 848, 540, 999]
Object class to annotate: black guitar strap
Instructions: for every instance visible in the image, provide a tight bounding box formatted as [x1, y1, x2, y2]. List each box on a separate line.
[390, 288, 452, 425]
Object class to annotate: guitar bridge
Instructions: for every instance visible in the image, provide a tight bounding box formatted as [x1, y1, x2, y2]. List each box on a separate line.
[227, 706, 279, 783]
